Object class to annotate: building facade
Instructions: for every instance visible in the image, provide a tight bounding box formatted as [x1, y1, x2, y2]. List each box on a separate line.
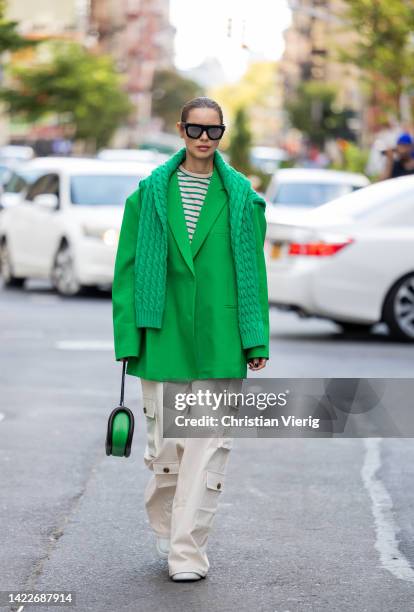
[89, 0, 176, 144]
[280, 0, 363, 142]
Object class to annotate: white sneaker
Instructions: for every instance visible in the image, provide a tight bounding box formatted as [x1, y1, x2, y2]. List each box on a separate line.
[171, 572, 204, 582]
[155, 537, 170, 559]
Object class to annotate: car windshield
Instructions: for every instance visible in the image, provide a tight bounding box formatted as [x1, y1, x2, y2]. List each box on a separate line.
[3, 169, 43, 193]
[70, 174, 143, 206]
[306, 177, 414, 222]
[271, 181, 359, 207]
[0, 165, 12, 183]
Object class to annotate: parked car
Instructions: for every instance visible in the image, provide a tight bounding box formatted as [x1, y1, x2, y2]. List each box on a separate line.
[265, 175, 414, 341]
[1, 169, 40, 210]
[265, 168, 370, 226]
[0, 146, 36, 186]
[0, 145, 35, 163]
[0, 164, 13, 186]
[250, 146, 290, 175]
[0, 157, 98, 210]
[96, 148, 168, 164]
[0, 157, 155, 295]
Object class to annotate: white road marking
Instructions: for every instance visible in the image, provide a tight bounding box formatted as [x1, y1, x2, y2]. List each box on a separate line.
[17, 606, 24, 612]
[0, 413, 4, 422]
[361, 438, 414, 582]
[55, 340, 113, 351]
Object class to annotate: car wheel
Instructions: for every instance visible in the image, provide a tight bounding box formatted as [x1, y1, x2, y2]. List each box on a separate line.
[0, 240, 25, 287]
[383, 274, 414, 342]
[51, 243, 83, 297]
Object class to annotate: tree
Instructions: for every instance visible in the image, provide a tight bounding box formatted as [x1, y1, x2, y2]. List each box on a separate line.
[338, 0, 414, 120]
[0, 0, 39, 53]
[228, 107, 253, 174]
[151, 69, 204, 132]
[0, 41, 133, 151]
[286, 81, 355, 147]
[209, 61, 280, 148]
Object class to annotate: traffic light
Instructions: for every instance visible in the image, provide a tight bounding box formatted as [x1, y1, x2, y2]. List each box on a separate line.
[227, 17, 232, 38]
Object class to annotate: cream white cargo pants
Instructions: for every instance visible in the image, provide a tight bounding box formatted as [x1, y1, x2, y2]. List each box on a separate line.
[140, 377, 243, 578]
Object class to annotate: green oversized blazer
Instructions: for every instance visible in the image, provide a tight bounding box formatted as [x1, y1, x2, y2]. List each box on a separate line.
[112, 162, 269, 381]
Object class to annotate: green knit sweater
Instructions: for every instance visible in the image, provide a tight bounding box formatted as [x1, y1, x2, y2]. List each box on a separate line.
[134, 146, 266, 349]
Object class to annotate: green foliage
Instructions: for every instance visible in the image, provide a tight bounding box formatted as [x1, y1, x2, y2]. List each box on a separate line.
[338, 0, 414, 115]
[0, 41, 133, 150]
[286, 82, 355, 147]
[0, 0, 39, 53]
[152, 69, 204, 132]
[331, 141, 369, 174]
[228, 107, 253, 174]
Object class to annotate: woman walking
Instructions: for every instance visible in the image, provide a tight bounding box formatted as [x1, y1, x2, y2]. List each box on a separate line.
[112, 97, 269, 581]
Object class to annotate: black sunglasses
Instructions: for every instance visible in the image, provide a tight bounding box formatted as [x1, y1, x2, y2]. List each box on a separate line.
[181, 122, 226, 140]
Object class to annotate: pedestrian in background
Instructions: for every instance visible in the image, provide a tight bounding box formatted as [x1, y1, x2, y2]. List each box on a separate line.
[112, 96, 269, 582]
[380, 132, 414, 180]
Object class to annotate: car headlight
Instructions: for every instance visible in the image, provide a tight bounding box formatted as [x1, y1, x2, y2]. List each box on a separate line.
[102, 228, 119, 247]
[83, 225, 119, 246]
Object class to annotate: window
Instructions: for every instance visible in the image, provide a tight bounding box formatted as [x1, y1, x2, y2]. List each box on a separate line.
[3, 172, 27, 194]
[26, 173, 60, 203]
[306, 178, 414, 225]
[46, 174, 60, 197]
[70, 174, 142, 206]
[3, 169, 43, 194]
[26, 175, 53, 201]
[271, 182, 357, 207]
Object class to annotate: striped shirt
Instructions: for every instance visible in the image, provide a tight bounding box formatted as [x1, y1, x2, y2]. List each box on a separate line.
[177, 164, 212, 241]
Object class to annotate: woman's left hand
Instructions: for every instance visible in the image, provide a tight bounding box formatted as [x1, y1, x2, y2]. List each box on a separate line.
[248, 357, 267, 371]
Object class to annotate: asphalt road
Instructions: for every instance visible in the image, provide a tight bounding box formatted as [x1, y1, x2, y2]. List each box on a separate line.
[1, 280, 414, 612]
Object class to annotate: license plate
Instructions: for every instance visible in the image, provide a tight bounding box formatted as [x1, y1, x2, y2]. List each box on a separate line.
[271, 243, 282, 259]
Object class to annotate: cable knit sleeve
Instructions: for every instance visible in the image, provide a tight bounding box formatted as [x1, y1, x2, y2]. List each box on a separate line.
[245, 198, 270, 360]
[112, 188, 142, 361]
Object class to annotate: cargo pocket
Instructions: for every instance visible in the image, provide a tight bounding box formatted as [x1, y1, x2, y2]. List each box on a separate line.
[206, 470, 225, 495]
[153, 461, 180, 488]
[195, 470, 226, 535]
[216, 437, 233, 450]
[142, 396, 157, 458]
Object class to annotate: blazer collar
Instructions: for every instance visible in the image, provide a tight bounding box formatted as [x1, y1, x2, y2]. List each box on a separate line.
[167, 166, 227, 276]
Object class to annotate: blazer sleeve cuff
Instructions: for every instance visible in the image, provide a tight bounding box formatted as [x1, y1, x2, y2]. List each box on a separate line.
[245, 345, 269, 360]
[114, 323, 141, 361]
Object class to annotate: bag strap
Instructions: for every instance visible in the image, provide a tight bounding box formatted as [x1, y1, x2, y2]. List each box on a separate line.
[120, 359, 127, 407]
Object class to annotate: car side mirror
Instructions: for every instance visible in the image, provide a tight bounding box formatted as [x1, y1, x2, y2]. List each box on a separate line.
[33, 193, 58, 209]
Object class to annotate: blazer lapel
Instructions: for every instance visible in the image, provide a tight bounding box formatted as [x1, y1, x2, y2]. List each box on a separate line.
[167, 166, 228, 274]
[190, 167, 227, 259]
[167, 171, 195, 276]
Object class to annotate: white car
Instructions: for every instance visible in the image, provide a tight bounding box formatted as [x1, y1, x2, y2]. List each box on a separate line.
[0, 157, 155, 295]
[250, 146, 290, 175]
[0, 145, 35, 162]
[265, 168, 370, 226]
[265, 175, 414, 341]
[97, 148, 169, 164]
[0, 159, 56, 209]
